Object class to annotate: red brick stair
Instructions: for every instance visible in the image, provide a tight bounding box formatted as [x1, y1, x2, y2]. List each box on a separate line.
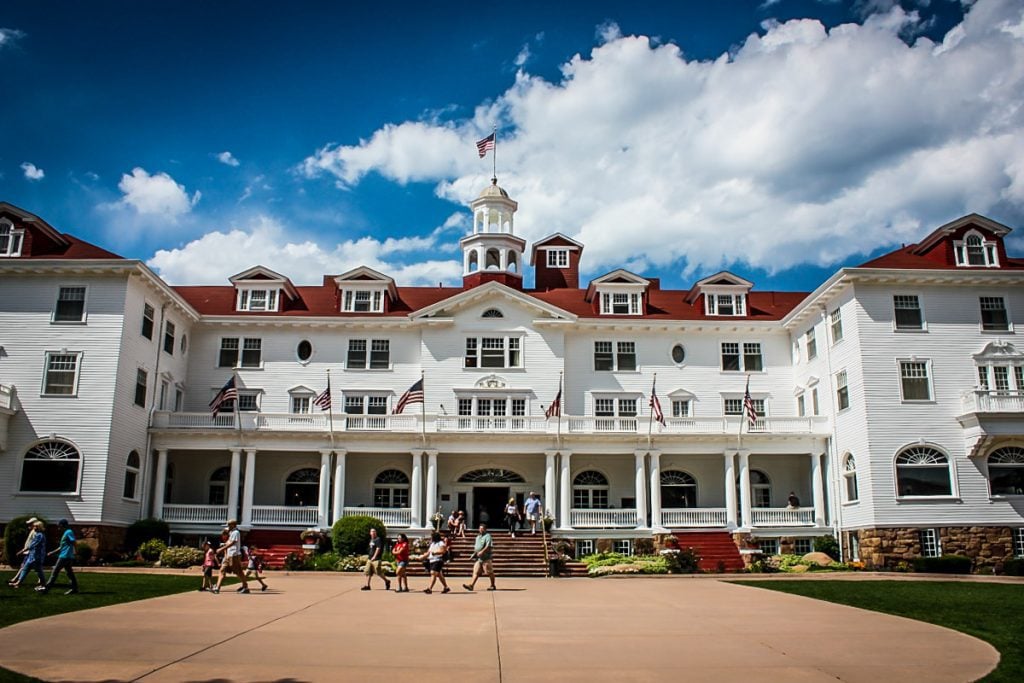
[671, 531, 745, 572]
[408, 531, 584, 577]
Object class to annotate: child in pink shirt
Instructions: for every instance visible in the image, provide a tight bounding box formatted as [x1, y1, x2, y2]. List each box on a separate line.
[200, 541, 216, 592]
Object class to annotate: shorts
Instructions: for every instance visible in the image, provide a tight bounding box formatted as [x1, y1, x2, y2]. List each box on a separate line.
[221, 556, 243, 574]
[527, 512, 540, 521]
[428, 559, 444, 573]
[364, 560, 383, 577]
[203, 566, 213, 578]
[474, 559, 494, 575]
[396, 560, 408, 568]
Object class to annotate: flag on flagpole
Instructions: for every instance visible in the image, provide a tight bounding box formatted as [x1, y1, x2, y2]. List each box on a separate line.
[209, 376, 238, 418]
[743, 377, 758, 428]
[545, 388, 562, 419]
[394, 378, 424, 414]
[649, 377, 666, 427]
[476, 132, 495, 158]
[313, 376, 332, 411]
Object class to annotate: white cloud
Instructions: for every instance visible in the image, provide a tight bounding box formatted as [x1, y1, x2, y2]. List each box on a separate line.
[20, 162, 44, 181]
[216, 151, 240, 167]
[147, 215, 462, 286]
[298, 0, 1024, 280]
[514, 44, 532, 67]
[115, 168, 200, 219]
[0, 28, 24, 50]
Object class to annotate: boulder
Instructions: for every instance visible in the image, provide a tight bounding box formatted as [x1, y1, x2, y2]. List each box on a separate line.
[801, 551, 834, 566]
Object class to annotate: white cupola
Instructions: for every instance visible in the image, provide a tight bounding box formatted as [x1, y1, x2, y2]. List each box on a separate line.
[461, 179, 526, 289]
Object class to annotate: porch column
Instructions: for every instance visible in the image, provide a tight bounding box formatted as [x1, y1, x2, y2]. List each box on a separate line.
[559, 450, 572, 530]
[544, 451, 557, 521]
[332, 450, 347, 523]
[648, 450, 662, 529]
[723, 451, 738, 529]
[811, 452, 826, 527]
[425, 450, 438, 524]
[227, 448, 242, 522]
[241, 449, 256, 528]
[317, 449, 332, 528]
[152, 449, 169, 518]
[738, 450, 752, 529]
[410, 450, 424, 528]
[634, 450, 648, 528]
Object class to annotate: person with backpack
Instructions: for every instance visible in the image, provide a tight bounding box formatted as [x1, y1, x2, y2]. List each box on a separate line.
[243, 544, 269, 591]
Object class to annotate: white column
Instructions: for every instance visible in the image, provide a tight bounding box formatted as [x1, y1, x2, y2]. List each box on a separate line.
[425, 450, 438, 524]
[227, 448, 242, 522]
[648, 450, 662, 529]
[544, 451, 557, 521]
[724, 451, 738, 529]
[241, 449, 256, 527]
[634, 450, 648, 528]
[811, 452, 826, 527]
[152, 449, 169, 518]
[332, 450, 347, 523]
[410, 450, 424, 528]
[738, 450, 752, 530]
[559, 450, 572, 530]
[318, 449, 332, 528]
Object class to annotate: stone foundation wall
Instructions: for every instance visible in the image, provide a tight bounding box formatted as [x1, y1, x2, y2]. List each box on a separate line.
[857, 526, 1019, 572]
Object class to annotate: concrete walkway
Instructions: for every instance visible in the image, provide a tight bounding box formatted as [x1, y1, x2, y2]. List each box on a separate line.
[0, 574, 999, 683]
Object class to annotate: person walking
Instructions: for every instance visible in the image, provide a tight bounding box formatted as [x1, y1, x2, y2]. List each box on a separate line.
[243, 544, 269, 591]
[362, 527, 391, 591]
[43, 519, 79, 595]
[392, 533, 411, 593]
[213, 519, 249, 594]
[523, 492, 543, 535]
[463, 523, 496, 592]
[504, 497, 521, 538]
[418, 532, 450, 594]
[16, 521, 47, 591]
[200, 541, 216, 592]
[8, 517, 40, 588]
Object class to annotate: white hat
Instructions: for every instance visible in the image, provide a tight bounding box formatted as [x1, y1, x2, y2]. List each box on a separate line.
[26, 517, 38, 525]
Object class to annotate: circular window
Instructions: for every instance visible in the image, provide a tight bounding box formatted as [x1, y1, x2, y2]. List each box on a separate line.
[180, 334, 188, 354]
[671, 343, 686, 365]
[296, 340, 313, 362]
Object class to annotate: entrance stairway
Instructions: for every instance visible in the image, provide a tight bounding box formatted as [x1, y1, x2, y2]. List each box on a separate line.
[671, 531, 745, 572]
[409, 531, 586, 577]
[244, 530, 304, 569]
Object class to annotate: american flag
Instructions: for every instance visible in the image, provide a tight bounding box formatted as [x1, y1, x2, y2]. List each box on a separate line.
[476, 132, 495, 158]
[313, 377, 331, 411]
[649, 378, 666, 427]
[743, 378, 758, 428]
[209, 376, 238, 418]
[394, 378, 424, 414]
[545, 389, 562, 419]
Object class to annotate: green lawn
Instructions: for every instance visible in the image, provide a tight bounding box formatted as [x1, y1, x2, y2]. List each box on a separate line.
[739, 580, 1024, 683]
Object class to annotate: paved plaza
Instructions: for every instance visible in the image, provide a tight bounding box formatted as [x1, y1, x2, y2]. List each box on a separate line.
[0, 573, 999, 683]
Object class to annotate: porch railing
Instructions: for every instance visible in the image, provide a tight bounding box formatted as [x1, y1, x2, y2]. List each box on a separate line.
[570, 508, 638, 528]
[661, 508, 728, 527]
[341, 507, 412, 527]
[435, 416, 548, 433]
[749, 507, 815, 527]
[162, 504, 230, 524]
[566, 417, 640, 433]
[961, 390, 1024, 414]
[250, 505, 319, 526]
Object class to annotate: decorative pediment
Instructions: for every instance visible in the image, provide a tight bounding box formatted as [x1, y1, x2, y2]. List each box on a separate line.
[228, 266, 298, 311]
[411, 281, 576, 322]
[685, 271, 753, 304]
[332, 266, 398, 313]
[287, 384, 317, 395]
[974, 341, 1023, 362]
[667, 388, 696, 400]
[476, 375, 508, 389]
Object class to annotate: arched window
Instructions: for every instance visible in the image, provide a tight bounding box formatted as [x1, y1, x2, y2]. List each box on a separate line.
[123, 450, 141, 500]
[482, 308, 504, 319]
[285, 467, 320, 507]
[0, 219, 23, 257]
[843, 454, 859, 502]
[661, 470, 696, 508]
[485, 248, 500, 270]
[988, 446, 1024, 496]
[895, 446, 952, 497]
[208, 466, 230, 505]
[507, 252, 518, 273]
[738, 469, 773, 507]
[468, 251, 479, 272]
[458, 469, 525, 483]
[573, 470, 609, 509]
[373, 469, 410, 508]
[955, 230, 999, 267]
[20, 439, 81, 493]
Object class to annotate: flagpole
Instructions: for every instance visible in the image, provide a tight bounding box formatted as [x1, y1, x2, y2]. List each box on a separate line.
[737, 374, 749, 453]
[556, 371, 563, 449]
[647, 373, 656, 449]
[420, 371, 427, 445]
[491, 125, 497, 183]
[232, 370, 243, 448]
[325, 369, 335, 450]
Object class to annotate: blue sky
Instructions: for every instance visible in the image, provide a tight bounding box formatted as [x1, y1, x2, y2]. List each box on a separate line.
[2, 0, 1023, 292]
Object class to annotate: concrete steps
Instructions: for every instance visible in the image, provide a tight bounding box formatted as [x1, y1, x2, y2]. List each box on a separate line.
[671, 531, 745, 572]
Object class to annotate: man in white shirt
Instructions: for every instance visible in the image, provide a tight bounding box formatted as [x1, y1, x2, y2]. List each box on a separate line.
[214, 519, 250, 594]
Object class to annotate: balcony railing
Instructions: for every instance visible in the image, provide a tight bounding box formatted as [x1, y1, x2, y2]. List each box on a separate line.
[961, 390, 1024, 414]
[749, 507, 815, 527]
[162, 504, 230, 524]
[342, 507, 412, 527]
[661, 508, 728, 527]
[570, 508, 638, 528]
[250, 505, 319, 526]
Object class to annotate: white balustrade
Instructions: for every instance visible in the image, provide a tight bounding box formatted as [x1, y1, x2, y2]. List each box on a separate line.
[341, 507, 412, 527]
[750, 507, 815, 527]
[962, 390, 1024, 414]
[435, 416, 547, 433]
[250, 505, 319, 526]
[661, 508, 728, 528]
[162, 504, 229, 524]
[566, 417, 639, 433]
[570, 508, 638, 528]
[255, 413, 328, 430]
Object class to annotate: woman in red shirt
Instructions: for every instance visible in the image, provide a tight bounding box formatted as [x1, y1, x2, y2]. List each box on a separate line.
[392, 534, 411, 593]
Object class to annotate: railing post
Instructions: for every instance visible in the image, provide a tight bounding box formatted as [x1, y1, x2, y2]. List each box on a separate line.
[241, 449, 256, 528]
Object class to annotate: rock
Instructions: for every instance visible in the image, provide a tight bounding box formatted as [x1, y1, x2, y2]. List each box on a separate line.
[789, 564, 809, 573]
[801, 552, 834, 566]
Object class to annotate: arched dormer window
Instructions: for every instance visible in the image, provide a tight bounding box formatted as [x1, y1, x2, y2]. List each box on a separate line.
[954, 231, 999, 268]
[373, 469, 410, 508]
[0, 219, 25, 257]
[572, 470, 609, 509]
[987, 446, 1024, 496]
[895, 445, 953, 497]
[482, 308, 504, 319]
[843, 454, 859, 502]
[20, 439, 81, 493]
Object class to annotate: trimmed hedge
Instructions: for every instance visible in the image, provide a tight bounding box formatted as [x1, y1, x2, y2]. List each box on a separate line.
[1003, 558, 1024, 576]
[138, 539, 168, 562]
[331, 515, 386, 556]
[159, 546, 204, 568]
[124, 518, 170, 553]
[912, 554, 972, 574]
[3, 514, 46, 567]
[813, 535, 840, 561]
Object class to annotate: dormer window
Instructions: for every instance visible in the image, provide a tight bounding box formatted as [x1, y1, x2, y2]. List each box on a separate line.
[954, 231, 999, 268]
[547, 249, 569, 268]
[706, 293, 746, 317]
[237, 288, 279, 312]
[0, 220, 24, 257]
[601, 292, 642, 315]
[343, 289, 384, 313]
[229, 266, 296, 313]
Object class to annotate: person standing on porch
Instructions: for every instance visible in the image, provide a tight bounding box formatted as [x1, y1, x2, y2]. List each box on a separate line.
[463, 523, 496, 592]
[787, 492, 801, 509]
[214, 519, 249, 594]
[362, 527, 391, 591]
[504, 498, 521, 538]
[524, 492, 543, 535]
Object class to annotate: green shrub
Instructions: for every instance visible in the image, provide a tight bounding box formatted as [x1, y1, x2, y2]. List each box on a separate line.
[912, 554, 972, 574]
[159, 545, 204, 568]
[813, 535, 840, 560]
[125, 518, 169, 552]
[336, 554, 369, 571]
[75, 541, 94, 565]
[633, 538, 656, 556]
[3, 514, 46, 567]
[331, 515, 386, 556]
[283, 551, 306, 571]
[137, 539, 167, 562]
[310, 551, 341, 571]
[661, 547, 701, 573]
[1000, 558, 1023, 576]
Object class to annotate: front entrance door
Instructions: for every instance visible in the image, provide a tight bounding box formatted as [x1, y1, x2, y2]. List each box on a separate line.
[473, 486, 509, 529]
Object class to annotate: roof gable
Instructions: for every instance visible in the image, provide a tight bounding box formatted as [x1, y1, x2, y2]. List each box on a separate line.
[411, 281, 576, 321]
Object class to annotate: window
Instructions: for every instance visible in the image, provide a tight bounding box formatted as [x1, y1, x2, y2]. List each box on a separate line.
[346, 339, 390, 369]
[374, 469, 410, 508]
[987, 447, 1024, 496]
[671, 400, 691, 418]
[594, 397, 637, 429]
[291, 396, 311, 414]
[0, 219, 24, 256]
[237, 288, 279, 312]
[661, 470, 697, 508]
[141, 303, 155, 340]
[174, 388, 184, 412]
[219, 391, 260, 413]
[920, 528, 941, 557]
[575, 539, 595, 557]
[794, 538, 813, 555]
[285, 468, 320, 507]
[954, 231, 998, 267]
[670, 343, 686, 365]
[219, 337, 262, 368]
[830, 308, 843, 343]
[573, 471, 609, 509]
[836, 370, 850, 411]
[600, 292, 642, 315]
[456, 397, 527, 424]
[134, 369, 148, 408]
[843, 454, 859, 502]
[296, 340, 313, 363]
[42, 352, 81, 396]
[613, 539, 633, 555]
[163, 321, 176, 355]
[758, 538, 780, 555]
[896, 446, 952, 497]
[806, 328, 817, 360]
[218, 338, 239, 367]
[123, 451, 141, 500]
[241, 338, 262, 367]
[1015, 528, 1024, 558]
[345, 395, 389, 415]
[796, 393, 806, 417]
[53, 286, 86, 323]
[720, 342, 763, 372]
[20, 440, 81, 493]
[980, 297, 1010, 331]
[342, 289, 384, 313]
[894, 295, 924, 330]
[899, 360, 932, 401]
[706, 293, 746, 317]
[481, 308, 504, 318]
[725, 397, 764, 418]
[464, 336, 522, 369]
[811, 388, 820, 415]
[750, 470, 772, 507]
[593, 341, 636, 371]
[546, 249, 569, 268]
[208, 466, 230, 505]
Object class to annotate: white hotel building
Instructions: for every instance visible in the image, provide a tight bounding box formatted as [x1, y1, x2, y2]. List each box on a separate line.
[1, 185, 1023, 570]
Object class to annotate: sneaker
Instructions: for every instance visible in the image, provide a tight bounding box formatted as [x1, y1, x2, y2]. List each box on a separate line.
[65, 589, 78, 595]
[384, 579, 392, 591]
[361, 586, 371, 591]
[236, 586, 245, 593]
[261, 585, 268, 592]
[487, 586, 497, 591]
[240, 588, 250, 594]
[34, 586, 47, 593]
[463, 583, 474, 591]
[211, 588, 220, 594]
[442, 587, 451, 594]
